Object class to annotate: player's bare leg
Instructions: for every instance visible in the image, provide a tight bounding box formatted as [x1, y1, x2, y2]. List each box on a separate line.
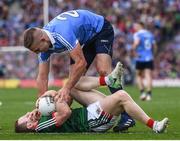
[95, 54, 112, 76]
[73, 77, 150, 121]
[100, 90, 150, 124]
[72, 83, 169, 133]
[144, 69, 153, 101]
[75, 76, 100, 91]
[136, 70, 145, 91]
[100, 90, 168, 133]
[71, 61, 124, 107]
[71, 61, 120, 106]
[136, 70, 146, 100]
[75, 61, 136, 132]
[103, 61, 135, 132]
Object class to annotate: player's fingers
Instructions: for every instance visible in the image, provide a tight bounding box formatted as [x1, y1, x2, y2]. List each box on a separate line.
[54, 94, 61, 102]
[65, 95, 71, 103]
[29, 112, 34, 120]
[54, 96, 58, 102]
[59, 95, 64, 102]
[35, 99, 40, 108]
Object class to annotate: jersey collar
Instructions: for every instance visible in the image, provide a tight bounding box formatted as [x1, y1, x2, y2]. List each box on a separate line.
[138, 29, 148, 33]
[43, 29, 55, 45]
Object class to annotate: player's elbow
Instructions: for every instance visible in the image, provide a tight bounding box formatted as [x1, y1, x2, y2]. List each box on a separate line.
[62, 108, 72, 120]
[56, 109, 72, 126]
[83, 61, 87, 70]
[81, 58, 87, 67]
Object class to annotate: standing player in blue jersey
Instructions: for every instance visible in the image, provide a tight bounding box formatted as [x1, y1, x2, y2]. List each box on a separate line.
[23, 9, 135, 131]
[23, 9, 113, 99]
[132, 22, 157, 101]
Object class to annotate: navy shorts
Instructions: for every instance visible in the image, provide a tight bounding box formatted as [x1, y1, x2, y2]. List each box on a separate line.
[135, 60, 154, 70]
[71, 19, 114, 69]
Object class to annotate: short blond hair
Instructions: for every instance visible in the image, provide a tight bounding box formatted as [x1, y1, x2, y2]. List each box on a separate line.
[23, 27, 37, 49]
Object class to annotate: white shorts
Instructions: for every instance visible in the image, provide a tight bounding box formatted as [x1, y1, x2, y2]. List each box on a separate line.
[87, 101, 118, 132]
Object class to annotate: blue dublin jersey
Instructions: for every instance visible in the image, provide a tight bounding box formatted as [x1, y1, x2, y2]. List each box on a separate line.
[38, 9, 104, 63]
[133, 29, 155, 62]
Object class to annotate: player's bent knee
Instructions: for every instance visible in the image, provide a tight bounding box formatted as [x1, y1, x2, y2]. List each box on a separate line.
[116, 90, 132, 102]
[70, 88, 79, 97]
[96, 62, 112, 75]
[98, 69, 109, 76]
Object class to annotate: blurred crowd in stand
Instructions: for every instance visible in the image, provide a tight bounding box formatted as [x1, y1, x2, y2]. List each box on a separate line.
[0, 0, 180, 82]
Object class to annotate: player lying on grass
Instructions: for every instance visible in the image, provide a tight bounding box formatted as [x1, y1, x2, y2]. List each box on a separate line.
[15, 62, 168, 133]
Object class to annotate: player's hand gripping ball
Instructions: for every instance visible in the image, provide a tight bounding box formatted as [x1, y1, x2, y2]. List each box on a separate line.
[37, 96, 55, 116]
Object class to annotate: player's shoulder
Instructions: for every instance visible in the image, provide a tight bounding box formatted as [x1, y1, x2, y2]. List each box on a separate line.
[136, 29, 153, 37]
[44, 19, 72, 34]
[133, 31, 141, 39]
[43, 19, 60, 31]
[143, 30, 155, 39]
[136, 29, 147, 34]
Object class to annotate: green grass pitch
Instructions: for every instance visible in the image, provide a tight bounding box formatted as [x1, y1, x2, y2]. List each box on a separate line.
[0, 86, 180, 139]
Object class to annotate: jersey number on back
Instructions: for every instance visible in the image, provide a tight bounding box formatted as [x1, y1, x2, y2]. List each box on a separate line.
[144, 39, 152, 50]
[57, 10, 79, 20]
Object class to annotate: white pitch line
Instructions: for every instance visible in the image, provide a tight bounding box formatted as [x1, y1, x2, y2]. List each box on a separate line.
[24, 101, 35, 105]
[0, 101, 2, 106]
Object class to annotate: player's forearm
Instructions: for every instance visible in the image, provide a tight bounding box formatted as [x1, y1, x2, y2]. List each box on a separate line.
[75, 76, 100, 91]
[37, 62, 50, 97]
[41, 90, 58, 97]
[131, 43, 139, 58]
[55, 101, 72, 126]
[36, 76, 48, 97]
[64, 60, 87, 90]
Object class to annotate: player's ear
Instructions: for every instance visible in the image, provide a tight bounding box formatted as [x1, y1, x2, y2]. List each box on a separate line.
[27, 123, 32, 129]
[39, 32, 46, 41]
[40, 31, 49, 42]
[26, 122, 38, 129]
[27, 122, 36, 129]
[40, 37, 46, 41]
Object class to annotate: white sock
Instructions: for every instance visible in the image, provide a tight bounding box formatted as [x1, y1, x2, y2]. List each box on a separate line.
[105, 76, 111, 86]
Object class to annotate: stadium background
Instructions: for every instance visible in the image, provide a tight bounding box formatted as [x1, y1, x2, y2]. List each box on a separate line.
[0, 0, 180, 88]
[0, 0, 180, 139]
